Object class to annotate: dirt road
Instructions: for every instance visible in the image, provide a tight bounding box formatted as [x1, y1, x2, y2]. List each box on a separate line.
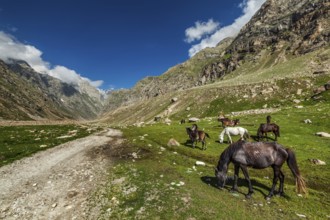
[0, 128, 123, 220]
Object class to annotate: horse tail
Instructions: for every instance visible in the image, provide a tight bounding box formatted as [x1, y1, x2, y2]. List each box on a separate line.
[277, 125, 280, 137]
[286, 148, 307, 194]
[205, 132, 210, 139]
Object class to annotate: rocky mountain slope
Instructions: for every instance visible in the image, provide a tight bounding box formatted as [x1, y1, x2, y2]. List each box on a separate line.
[0, 59, 104, 120]
[101, 0, 330, 125]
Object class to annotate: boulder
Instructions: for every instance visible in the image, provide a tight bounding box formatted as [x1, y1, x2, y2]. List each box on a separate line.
[188, 117, 200, 122]
[167, 138, 180, 147]
[315, 132, 330, 138]
[195, 161, 206, 166]
[310, 159, 326, 165]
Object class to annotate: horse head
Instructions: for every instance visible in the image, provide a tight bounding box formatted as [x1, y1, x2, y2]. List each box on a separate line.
[215, 167, 227, 188]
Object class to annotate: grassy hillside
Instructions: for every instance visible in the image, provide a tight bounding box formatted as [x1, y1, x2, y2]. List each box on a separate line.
[92, 46, 330, 219]
[101, 47, 330, 126]
[89, 101, 330, 219]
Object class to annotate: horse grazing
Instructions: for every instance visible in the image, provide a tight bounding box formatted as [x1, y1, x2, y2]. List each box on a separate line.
[257, 123, 280, 141]
[186, 124, 210, 150]
[218, 118, 240, 128]
[215, 141, 307, 199]
[219, 127, 250, 144]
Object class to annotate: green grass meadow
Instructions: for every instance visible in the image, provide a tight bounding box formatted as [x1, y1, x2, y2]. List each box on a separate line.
[92, 103, 330, 219]
[0, 124, 100, 167]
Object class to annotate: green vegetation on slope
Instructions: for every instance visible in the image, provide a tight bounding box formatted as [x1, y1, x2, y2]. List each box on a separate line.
[90, 102, 330, 219]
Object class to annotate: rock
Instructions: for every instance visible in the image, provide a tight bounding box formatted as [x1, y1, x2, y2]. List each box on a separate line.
[195, 161, 206, 166]
[309, 159, 326, 165]
[303, 119, 312, 124]
[296, 213, 306, 218]
[131, 152, 138, 159]
[167, 138, 180, 147]
[296, 89, 302, 95]
[295, 106, 304, 109]
[154, 116, 161, 122]
[188, 117, 200, 122]
[293, 99, 301, 104]
[315, 132, 330, 138]
[164, 118, 171, 123]
[171, 97, 178, 102]
[186, 107, 190, 111]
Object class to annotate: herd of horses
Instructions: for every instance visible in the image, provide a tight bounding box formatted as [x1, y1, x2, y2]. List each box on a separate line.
[185, 115, 307, 199]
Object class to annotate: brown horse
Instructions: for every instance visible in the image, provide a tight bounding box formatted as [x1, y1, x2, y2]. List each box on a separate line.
[215, 141, 307, 199]
[257, 123, 280, 141]
[186, 124, 210, 150]
[218, 118, 240, 128]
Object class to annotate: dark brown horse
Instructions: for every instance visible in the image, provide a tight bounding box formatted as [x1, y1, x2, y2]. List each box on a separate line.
[215, 141, 307, 199]
[257, 123, 280, 141]
[186, 124, 210, 150]
[218, 118, 240, 128]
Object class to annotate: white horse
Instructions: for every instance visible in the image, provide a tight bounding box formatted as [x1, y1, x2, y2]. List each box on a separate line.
[219, 127, 250, 144]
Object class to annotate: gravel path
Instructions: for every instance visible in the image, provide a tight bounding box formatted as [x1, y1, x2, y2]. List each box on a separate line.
[0, 128, 122, 220]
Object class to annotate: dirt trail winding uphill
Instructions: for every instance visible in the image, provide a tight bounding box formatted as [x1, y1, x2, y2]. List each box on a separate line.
[0, 128, 122, 219]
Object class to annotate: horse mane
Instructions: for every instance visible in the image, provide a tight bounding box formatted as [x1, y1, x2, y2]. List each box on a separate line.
[218, 141, 244, 166]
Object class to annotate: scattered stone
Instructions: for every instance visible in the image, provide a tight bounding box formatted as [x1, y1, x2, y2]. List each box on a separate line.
[195, 161, 206, 166]
[171, 97, 178, 103]
[154, 116, 161, 122]
[296, 213, 306, 218]
[304, 119, 312, 124]
[51, 203, 57, 208]
[310, 159, 326, 165]
[40, 145, 47, 148]
[164, 118, 171, 124]
[295, 106, 304, 109]
[315, 132, 330, 138]
[188, 117, 200, 122]
[167, 138, 180, 147]
[293, 99, 301, 104]
[297, 89, 302, 95]
[186, 107, 190, 111]
[131, 152, 138, 159]
[262, 104, 268, 109]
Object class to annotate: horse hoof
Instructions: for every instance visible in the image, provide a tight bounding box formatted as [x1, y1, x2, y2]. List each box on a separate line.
[245, 194, 252, 199]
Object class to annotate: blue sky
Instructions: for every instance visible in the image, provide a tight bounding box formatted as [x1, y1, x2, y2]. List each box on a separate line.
[0, 0, 265, 90]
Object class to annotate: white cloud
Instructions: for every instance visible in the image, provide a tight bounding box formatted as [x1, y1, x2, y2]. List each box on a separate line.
[0, 31, 103, 88]
[184, 19, 220, 43]
[186, 0, 266, 57]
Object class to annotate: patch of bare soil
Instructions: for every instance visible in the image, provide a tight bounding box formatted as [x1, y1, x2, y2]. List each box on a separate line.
[0, 128, 123, 220]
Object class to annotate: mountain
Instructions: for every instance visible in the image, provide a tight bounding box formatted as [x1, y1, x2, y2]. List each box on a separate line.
[101, 0, 330, 125]
[0, 59, 104, 121]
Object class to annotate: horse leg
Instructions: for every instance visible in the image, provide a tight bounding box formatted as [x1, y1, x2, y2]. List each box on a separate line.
[227, 133, 232, 144]
[240, 165, 253, 198]
[273, 131, 277, 141]
[277, 170, 285, 196]
[266, 166, 280, 199]
[230, 164, 240, 192]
